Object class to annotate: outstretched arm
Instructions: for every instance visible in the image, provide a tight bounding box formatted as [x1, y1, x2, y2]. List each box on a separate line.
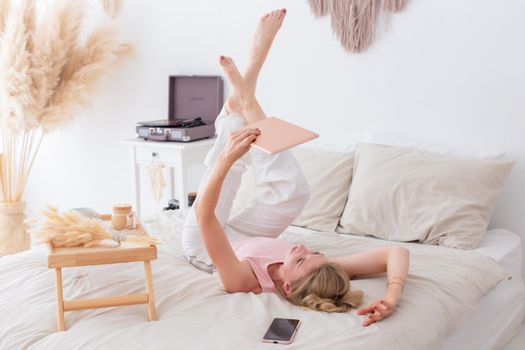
[329, 246, 409, 326]
[194, 128, 260, 292]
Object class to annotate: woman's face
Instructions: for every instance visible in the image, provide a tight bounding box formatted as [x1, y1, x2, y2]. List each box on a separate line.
[281, 244, 328, 294]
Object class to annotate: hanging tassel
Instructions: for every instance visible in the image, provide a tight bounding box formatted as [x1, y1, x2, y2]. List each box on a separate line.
[330, 0, 380, 53]
[308, 0, 330, 17]
[309, 0, 408, 53]
[329, 0, 352, 51]
[349, 0, 380, 53]
[385, 0, 406, 12]
[147, 163, 166, 203]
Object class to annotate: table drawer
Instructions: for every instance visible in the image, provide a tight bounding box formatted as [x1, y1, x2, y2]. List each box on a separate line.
[135, 146, 178, 164]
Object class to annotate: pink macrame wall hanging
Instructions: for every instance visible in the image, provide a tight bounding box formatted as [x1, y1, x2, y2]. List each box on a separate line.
[308, 0, 407, 53]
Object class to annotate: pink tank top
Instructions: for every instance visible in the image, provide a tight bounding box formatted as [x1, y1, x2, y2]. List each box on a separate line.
[231, 237, 295, 293]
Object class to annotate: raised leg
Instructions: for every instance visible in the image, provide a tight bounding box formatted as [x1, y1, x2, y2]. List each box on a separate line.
[243, 9, 286, 94]
[55, 268, 66, 331]
[224, 8, 286, 113]
[219, 58, 311, 239]
[143, 261, 157, 321]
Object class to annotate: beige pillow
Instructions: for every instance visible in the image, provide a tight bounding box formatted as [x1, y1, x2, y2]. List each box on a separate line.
[337, 143, 514, 249]
[231, 148, 355, 232]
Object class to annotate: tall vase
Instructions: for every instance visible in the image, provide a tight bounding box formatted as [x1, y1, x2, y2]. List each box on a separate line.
[0, 201, 30, 256]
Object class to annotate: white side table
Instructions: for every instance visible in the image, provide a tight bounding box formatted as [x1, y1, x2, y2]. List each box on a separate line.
[122, 138, 215, 217]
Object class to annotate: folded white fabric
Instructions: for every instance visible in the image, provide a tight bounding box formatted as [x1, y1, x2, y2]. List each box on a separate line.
[204, 107, 251, 169]
[337, 143, 514, 249]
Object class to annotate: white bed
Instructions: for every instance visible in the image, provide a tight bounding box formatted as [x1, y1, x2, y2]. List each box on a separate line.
[0, 210, 524, 350]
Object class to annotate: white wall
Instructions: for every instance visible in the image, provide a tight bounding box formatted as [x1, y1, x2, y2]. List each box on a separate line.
[26, 0, 525, 273]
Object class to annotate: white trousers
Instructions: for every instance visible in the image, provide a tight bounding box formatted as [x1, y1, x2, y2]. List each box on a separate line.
[181, 107, 310, 272]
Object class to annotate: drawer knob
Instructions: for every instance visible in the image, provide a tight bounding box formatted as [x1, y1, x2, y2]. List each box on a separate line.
[152, 152, 158, 157]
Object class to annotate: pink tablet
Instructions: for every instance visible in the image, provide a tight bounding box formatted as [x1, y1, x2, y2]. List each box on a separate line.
[241, 117, 319, 154]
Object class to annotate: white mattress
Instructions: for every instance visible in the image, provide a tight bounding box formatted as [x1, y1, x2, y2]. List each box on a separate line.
[0, 211, 523, 350]
[443, 228, 525, 350]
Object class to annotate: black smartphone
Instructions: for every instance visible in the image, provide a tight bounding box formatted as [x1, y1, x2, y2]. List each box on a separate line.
[261, 318, 301, 345]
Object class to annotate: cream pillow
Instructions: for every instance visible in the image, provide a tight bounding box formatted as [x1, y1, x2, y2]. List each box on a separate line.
[362, 131, 506, 159]
[337, 143, 514, 249]
[231, 148, 354, 232]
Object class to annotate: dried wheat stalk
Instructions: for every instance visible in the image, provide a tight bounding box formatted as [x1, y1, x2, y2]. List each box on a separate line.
[31, 207, 158, 248]
[31, 207, 113, 247]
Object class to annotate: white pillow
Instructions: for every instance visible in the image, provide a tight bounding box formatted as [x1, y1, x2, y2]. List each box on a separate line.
[231, 148, 354, 232]
[363, 131, 506, 159]
[337, 143, 514, 249]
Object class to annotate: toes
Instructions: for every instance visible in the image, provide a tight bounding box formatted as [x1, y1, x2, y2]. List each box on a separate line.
[219, 56, 240, 74]
[219, 55, 233, 67]
[262, 9, 286, 22]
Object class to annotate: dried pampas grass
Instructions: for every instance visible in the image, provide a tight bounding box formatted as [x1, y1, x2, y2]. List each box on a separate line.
[100, 0, 124, 18]
[41, 25, 134, 131]
[0, 0, 132, 203]
[0, 0, 9, 36]
[308, 0, 408, 53]
[30, 0, 83, 122]
[0, 153, 5, 199]
[0, 0, 35, 131]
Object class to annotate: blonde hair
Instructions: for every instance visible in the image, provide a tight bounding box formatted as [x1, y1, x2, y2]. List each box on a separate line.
[280, 263, 363, 313]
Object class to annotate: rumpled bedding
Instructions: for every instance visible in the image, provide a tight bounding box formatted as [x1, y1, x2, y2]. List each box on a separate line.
[0, 210, 506, 350]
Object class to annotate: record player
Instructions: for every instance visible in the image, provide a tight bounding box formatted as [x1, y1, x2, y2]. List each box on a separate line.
[136, 75, 223, 142]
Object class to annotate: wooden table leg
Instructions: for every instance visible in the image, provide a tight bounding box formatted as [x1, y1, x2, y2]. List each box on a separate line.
[55, 268, 66, 331]
[143, 261, 157, 321]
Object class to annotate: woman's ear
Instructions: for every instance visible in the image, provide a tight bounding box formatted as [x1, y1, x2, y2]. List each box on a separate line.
[282, 281, 291, 296]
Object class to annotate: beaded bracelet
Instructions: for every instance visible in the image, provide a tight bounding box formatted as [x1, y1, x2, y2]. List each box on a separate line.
[387, 277, 405, 289]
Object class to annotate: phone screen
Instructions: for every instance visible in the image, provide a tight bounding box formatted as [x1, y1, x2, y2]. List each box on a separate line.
[263, 318, 300, 343]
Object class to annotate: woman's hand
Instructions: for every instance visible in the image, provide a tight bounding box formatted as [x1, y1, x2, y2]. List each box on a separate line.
[220, 128, 260, 164]
[357, 298, 397, 327]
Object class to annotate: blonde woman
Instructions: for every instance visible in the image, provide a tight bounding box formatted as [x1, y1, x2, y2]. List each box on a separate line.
[181, 9, 409, 327]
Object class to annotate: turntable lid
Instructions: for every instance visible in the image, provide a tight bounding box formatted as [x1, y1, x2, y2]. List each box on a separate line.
[168, 75, 224, 123]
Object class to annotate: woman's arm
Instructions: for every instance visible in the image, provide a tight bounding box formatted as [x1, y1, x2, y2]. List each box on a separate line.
[194, 128, 260, 292]
[329, 246, 409, 326]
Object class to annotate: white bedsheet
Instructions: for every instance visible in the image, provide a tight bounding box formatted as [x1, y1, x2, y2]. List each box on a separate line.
[443, 229, 525, 350]
[0, 211, 517, 350]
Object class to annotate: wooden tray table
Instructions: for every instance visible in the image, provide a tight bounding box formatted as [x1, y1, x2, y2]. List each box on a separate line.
[47, 218, 157, 331]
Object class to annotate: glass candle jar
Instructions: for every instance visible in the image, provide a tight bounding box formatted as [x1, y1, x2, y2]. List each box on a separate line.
[111, 204, 133, 230]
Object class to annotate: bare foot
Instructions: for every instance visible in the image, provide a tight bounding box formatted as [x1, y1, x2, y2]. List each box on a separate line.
[219, 55, 267, 123]
[219, 55, 249, 114]
[250, 9, 286, 64]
